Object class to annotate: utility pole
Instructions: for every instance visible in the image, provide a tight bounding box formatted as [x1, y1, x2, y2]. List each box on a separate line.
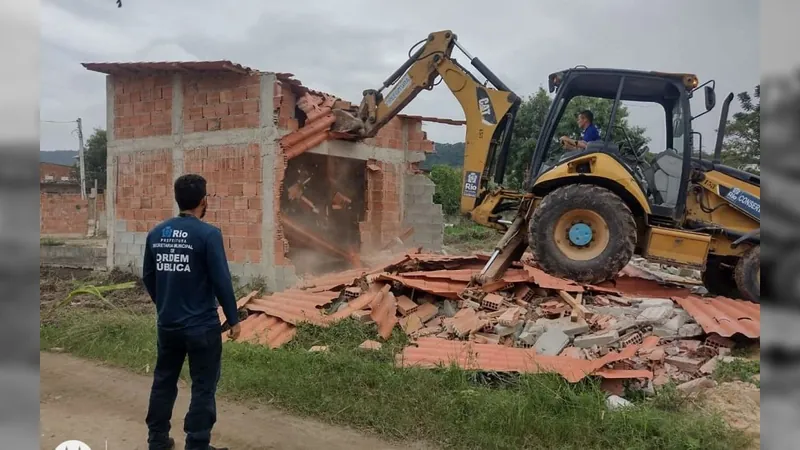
[77, 117, 86, 199]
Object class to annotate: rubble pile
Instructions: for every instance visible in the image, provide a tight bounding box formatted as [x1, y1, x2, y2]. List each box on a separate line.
[221, 250, 760, 387]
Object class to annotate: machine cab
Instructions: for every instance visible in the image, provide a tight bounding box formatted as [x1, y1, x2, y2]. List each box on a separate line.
[526, 68, 715, 222]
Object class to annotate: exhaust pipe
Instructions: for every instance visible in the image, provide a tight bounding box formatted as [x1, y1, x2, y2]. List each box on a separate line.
[713, 92, 735, 165]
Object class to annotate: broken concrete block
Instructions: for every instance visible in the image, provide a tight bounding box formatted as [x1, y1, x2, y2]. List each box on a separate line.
[665, 356, 704, 373]
[462, 300, 481, 310]
[664, 314, 687, 330]
[676, 377, 716, 394]
[335, 302, 350, 314]
[636, 298, 675, 309]
[498, 307, 523, 327]
[536, 317, 590, 336]
[533, 329, 570, 356]
[678, 323, 704, 337]
[636, 306, 673, 325]
[606, 395, 633, 410]
[574, 330, 620, 348]
[612, 318, 638, 334]
[495, 321, 524, 337]
[442, 300, 458, 318]
[309, 345, 329, 352]
[652, 324, 679, 338]
[359, 340, 382, 351]
[590, 306, 638, 318]
[517, 322, 546, 346]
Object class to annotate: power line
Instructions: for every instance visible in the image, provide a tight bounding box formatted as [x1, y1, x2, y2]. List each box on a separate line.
[40, 120, 78, 124]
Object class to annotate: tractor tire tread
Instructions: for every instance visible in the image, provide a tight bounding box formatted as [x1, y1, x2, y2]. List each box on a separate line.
[530, 184, 637, 284]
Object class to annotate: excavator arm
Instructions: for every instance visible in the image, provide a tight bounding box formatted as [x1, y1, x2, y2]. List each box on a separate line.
[333, 30, 527, 230]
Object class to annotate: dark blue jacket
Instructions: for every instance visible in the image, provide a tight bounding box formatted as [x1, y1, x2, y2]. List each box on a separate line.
[581, 124, 600, 142]
[142, 215, 239, 330]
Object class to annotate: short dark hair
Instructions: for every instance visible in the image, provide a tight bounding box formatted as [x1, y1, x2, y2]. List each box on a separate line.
[578, 110, 594, 123]
[174, 174, 207, 211]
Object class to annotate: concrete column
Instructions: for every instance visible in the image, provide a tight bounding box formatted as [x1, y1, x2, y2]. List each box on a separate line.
[258, 73, 279, 289]
[171, 74, 184, 216]
[105, 75, 116, 269]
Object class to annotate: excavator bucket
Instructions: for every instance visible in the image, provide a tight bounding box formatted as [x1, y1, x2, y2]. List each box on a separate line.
[331, 109, 366, 135]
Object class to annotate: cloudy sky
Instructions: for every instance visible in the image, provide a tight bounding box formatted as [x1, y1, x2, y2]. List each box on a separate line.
[40, 0, 759, 152]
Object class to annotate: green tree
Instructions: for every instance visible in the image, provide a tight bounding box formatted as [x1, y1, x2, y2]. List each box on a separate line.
[504, 88, 648, 188]
[421, 142, 466, 169]
[72, 128, 108, 191]
[428, 164, 462, 216]
[721, 85, 760, 174]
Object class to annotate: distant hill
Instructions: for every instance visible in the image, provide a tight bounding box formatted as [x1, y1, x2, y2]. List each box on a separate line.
[40, 150, 78, 166]
[420, 142, 465, 170]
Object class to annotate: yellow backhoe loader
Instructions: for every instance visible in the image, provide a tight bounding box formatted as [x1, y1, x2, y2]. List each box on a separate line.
[333, 30, 761, 303]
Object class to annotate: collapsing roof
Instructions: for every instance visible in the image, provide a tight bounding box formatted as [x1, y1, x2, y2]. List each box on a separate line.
[81, 60, 467, 126]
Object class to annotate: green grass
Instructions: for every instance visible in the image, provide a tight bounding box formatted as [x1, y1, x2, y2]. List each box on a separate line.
[713, 358, 761, 386]
[443, 218, 499, 252]
[40, 308, 752, 450]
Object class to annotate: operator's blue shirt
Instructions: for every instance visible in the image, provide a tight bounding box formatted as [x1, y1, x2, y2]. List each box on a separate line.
[142, 215, 239, 331]
[581, 124, 600, 142]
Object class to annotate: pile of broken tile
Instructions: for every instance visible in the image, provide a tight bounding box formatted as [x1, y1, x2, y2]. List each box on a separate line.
[220, 250, 760, 387]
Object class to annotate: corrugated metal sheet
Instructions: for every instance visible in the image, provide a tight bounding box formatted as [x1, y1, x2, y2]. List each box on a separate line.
[400, 268, 530, 283]
[217, 290, 258, 326]
[397, 338, 651, 383]
[377, 274, 468, 299]
[82, 60, 255, 75]
[245, 290, 340, 326]
[595, 277, 692, 298]
[672, 295, 760, 338]
[524, 266, 584, 292]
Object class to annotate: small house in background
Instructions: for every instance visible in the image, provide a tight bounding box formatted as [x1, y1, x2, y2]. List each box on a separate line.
[39, 162, 76, 184]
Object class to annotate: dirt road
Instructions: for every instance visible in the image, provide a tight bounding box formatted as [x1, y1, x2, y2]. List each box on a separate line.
[40, 352, 421, 450]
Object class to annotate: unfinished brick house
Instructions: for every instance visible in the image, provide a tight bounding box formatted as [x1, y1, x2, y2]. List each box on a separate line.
[82, 60, 447, 290]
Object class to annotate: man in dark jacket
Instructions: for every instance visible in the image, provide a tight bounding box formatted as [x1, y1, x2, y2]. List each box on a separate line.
[142, 174, 240, 450]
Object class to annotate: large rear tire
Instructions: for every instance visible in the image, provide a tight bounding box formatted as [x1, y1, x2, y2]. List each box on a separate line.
[702, 256, 741, 299]
[734, 245, 760, 303]
[529, 185, 637, 284]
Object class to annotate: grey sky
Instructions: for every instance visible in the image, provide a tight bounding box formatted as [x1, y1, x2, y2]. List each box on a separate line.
[40, 0, 758, 153]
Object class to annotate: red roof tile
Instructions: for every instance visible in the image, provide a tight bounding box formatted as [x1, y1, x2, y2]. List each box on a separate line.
[245, 290, 340, 326]
[83, 60, 254, 75]
[224, 314, 297, 349]
[397, 338, 651, 383]
[672, 295, 760, 338]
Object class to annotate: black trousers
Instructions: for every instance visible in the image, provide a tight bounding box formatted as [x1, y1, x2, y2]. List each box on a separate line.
[146, 325, 222, 450]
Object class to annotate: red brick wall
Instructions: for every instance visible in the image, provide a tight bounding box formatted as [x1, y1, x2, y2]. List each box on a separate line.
[274, 82, 298, 131]
[183, 144, 262, 264]
[364, 117, 434, 152]
[40, 163, 74, 182]
[360, 160, 402, 251]
[40, 192, 105, 236]
[113, 75, 173, 139]
[115, 149, 174, 232]
[183, 73, 261, 133]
